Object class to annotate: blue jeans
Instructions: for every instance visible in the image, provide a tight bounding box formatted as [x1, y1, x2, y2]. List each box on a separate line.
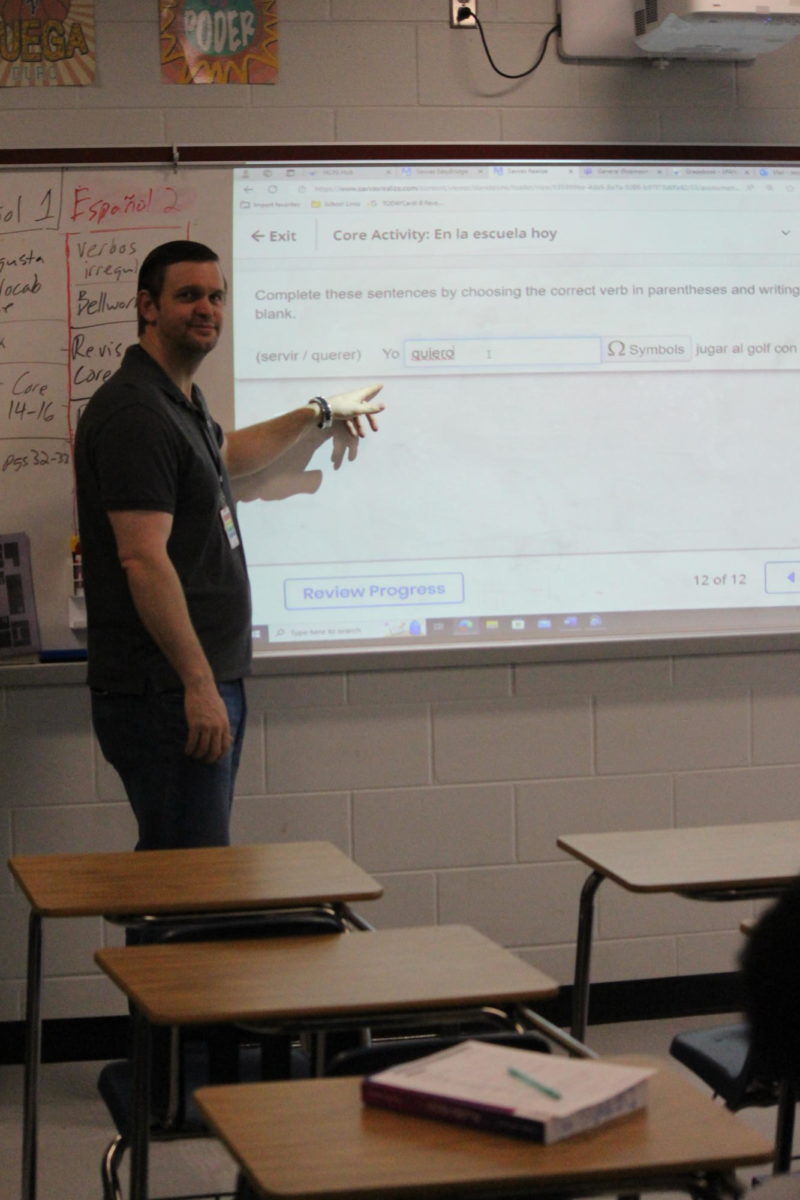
[91, 680, 247, 851]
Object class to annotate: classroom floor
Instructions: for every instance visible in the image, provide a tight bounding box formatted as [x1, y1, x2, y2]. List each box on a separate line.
[0, 1012, 795, 1200]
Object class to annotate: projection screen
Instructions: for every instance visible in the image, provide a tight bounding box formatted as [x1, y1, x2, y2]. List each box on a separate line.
[230, 149, 800, 668]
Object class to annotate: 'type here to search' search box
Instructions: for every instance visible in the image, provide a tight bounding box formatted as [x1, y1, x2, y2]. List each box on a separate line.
[404, 336, 601, 368]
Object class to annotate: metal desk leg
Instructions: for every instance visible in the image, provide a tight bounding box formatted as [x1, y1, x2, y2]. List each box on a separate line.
[338, 902, 375, 932]
[517, 1004, 598, 1059]
[22, 909, 43, 1200]
[773, 1079, 796, 1173]
[702, 1168, 744, 1200]
[571, 870, 604, 1043]
[129, 1007, 152, 1200]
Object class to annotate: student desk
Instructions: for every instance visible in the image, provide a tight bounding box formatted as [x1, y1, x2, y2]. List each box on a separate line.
[8, 840, 382, 1200]
[95, 923, 562, 1200]
[194, 1055, 773, 1200]
[557, 820, 800, 1040]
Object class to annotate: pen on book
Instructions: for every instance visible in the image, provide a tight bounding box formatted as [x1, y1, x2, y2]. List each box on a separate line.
[507, 1066, 562, 1100]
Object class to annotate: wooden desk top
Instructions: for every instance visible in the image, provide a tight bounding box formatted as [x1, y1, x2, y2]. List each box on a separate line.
[195, 1055, 772, 1200]
[8, 841, 382, 918]
[95, 924, 558, 1026]
[557, 820, 800, 893]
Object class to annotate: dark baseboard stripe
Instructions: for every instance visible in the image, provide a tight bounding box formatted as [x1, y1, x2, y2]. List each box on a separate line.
[0, 971, 744, 1066]
[0, 1015, 131, 1065]
[533, 970, 743, 1030]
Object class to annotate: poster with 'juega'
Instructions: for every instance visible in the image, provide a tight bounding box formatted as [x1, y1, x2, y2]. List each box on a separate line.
[0, 1, 95, 87]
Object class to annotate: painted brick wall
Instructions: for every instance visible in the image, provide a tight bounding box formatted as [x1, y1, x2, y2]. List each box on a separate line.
[3, 0, 800, 1021]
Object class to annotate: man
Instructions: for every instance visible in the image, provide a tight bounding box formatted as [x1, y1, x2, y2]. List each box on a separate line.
[75, 239, 383, 851]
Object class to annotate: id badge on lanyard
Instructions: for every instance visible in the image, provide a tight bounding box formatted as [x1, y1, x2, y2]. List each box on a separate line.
[220, 493, 240, 549]
[195, 397, 241, 552]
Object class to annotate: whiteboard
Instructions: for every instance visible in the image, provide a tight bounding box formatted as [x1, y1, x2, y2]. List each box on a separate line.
[0, 164, 231, 651]
[6, 147, 800, 668]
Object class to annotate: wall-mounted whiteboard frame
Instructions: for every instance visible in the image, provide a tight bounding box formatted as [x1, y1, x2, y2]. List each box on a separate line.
[3, 144, 800, 674]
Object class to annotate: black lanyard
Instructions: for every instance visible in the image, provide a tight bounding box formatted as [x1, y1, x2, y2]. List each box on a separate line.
[188, 386, 225, 488]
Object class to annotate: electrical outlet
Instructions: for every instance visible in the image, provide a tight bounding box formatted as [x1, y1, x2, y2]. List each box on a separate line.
[450, 1, 477, 29]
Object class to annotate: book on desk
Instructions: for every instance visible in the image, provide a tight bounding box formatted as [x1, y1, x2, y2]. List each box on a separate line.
[361, 1040, 655, 1145]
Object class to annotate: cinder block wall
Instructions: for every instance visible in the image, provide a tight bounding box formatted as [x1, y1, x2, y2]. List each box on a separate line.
[3, 0, 800, 1023]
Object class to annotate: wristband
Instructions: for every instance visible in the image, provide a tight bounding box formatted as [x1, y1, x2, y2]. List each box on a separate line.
[309, 396, 333, 429]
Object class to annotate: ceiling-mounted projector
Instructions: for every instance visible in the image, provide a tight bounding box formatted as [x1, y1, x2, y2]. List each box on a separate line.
[633, 1, 800, 59]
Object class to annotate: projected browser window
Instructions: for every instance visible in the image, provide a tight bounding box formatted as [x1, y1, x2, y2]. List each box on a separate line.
[232, 159, 800, 656]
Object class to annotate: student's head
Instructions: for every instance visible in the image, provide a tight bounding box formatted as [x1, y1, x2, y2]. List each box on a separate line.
[136, 240, 221, 336]
[740, 874, 800, 1086]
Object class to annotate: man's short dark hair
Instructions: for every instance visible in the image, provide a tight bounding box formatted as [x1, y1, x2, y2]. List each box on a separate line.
[137, 240, 220, 336]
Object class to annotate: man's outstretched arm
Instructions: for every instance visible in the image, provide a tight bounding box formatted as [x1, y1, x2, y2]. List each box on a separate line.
[222, 383, 384, 479]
